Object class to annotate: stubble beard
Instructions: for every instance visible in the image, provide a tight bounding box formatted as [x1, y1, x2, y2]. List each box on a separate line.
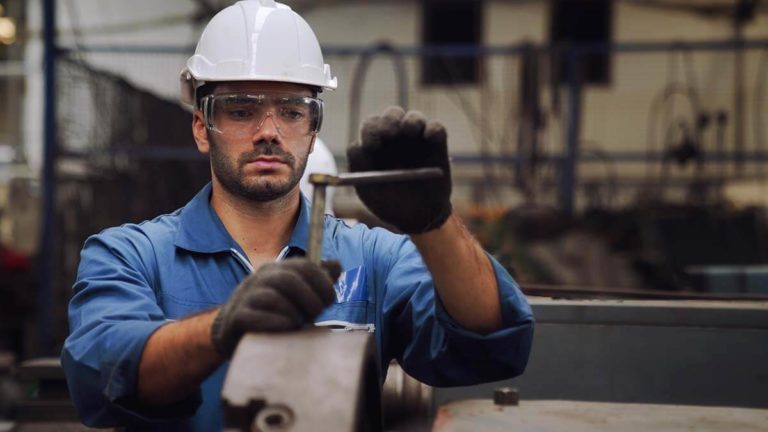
[209, 133, 310, 203]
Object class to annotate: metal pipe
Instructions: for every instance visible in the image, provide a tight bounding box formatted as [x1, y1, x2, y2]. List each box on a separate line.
[57, 147, 768, 164]
[560, 50, 582, 216]
[733, 28, 746, 177]
[309, 168, 442, 186]
[346, 43, 409, 148]
[62, 39, 768, 56]
[38, 0, 57, 356]
[307, 184, 326, 264]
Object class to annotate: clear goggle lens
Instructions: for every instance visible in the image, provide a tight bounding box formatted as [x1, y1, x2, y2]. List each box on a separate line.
[202, 92, 323, 139]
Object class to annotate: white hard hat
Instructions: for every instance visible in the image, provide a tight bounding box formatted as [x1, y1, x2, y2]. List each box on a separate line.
[180, 0, 337, 106]
[300, 137, 337, 215]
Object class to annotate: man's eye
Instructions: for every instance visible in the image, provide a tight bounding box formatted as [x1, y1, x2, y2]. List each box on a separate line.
[280, 107, 306, 121]
[227, 109, 254, 119]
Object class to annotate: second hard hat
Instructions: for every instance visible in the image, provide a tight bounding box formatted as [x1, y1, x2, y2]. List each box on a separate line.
[180, 0, 337, 106]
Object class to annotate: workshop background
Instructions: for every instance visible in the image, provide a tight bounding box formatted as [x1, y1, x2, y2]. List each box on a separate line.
[1, 0, 767, 430]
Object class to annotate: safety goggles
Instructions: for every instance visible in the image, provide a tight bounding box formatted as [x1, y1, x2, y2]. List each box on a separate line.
[201, 92, 324, 139]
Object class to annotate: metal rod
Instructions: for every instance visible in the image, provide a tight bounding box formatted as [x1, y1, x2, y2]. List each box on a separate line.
[309, 168, 443, 187]
[733, 21, 746, 177]
[60, 39, 768, 56]
[561, 50, 582, 216]
[307, 185, 327, 264]
[39, 0, 57, 356]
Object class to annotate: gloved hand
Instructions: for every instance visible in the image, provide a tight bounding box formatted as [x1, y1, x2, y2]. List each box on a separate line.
[347, 106, 452, 234]
[211, 258, 341, 357]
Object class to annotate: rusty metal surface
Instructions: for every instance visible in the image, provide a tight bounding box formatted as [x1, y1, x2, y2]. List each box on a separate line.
[432, 399, 768, 432]
[221, 328, 376, 432]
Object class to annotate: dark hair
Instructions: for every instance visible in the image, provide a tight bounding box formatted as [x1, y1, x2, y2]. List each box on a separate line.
[195, 83, 217, 110]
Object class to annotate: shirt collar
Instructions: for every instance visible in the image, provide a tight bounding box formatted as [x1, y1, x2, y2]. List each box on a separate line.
[175, 183, 312, 255]
[175, 183, 237, 253]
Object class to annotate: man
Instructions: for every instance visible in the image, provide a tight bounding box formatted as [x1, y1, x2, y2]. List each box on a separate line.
[61, 1, 534, 430]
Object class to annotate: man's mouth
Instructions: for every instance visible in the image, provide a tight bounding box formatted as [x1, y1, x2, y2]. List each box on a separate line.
[245, 156, 288, 170]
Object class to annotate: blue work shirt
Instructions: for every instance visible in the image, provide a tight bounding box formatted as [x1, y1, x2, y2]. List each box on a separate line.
[61, 183, 534, 431]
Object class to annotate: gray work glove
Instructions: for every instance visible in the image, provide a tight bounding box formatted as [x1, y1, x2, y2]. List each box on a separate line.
[211, 258, 341, 357]
[347, 106, 452, 234]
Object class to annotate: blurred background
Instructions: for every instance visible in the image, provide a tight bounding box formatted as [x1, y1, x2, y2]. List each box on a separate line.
[2, 0, 768, 359]
[1, 0, 768, 428]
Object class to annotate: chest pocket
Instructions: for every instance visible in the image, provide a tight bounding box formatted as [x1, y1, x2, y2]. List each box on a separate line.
[159, 252, 243, 319]
[315, 266, 375, 332]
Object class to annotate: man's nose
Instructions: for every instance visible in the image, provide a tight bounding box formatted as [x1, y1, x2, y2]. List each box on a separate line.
[254, 112, 281, 140]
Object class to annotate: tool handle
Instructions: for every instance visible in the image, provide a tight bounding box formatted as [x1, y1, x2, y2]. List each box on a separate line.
[309, 167, 443, 186]
[307, 184, 327, 264]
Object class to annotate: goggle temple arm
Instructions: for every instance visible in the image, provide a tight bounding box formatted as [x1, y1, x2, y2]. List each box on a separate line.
[201, 95, 216, 132]
[313, 99, 324, 134]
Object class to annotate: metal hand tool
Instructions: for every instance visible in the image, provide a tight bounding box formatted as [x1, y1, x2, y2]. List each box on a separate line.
[306, 167, 443, 263]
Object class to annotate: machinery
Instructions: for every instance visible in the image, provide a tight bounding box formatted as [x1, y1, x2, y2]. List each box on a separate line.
[219, 294, 768, 431]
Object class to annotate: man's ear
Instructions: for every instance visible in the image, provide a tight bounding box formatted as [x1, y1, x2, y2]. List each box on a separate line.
[309, 134, 316, 154]
[192, 111, 210, 154]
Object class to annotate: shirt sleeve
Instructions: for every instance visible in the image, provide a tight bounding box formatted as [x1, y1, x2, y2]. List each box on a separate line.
[376, 234, 534, 387]
[60, 228, 201, 427]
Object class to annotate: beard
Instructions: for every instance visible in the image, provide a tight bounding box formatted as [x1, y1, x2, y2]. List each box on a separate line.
[209, 134, 309, 202]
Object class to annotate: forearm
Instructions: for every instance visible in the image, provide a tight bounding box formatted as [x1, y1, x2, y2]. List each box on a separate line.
[137, 309, 223, 405]
[411, 213, 503, 334]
